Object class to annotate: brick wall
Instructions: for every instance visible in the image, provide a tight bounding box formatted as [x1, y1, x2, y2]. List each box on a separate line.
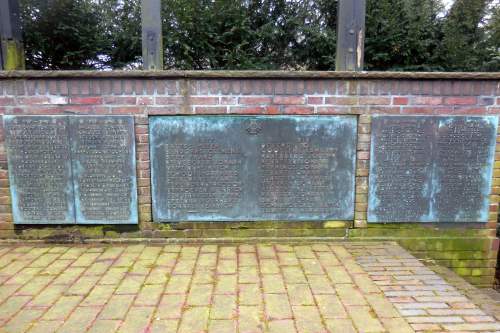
[0, 71, 499, 286]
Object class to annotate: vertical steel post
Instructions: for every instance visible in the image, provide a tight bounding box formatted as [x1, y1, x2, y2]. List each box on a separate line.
[141, 0, 163, 70]
[0, 0, 25, 70]
[336, 0, 366, 71]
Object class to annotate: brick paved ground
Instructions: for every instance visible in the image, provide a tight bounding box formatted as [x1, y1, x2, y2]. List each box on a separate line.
[0, 242, 499, 333]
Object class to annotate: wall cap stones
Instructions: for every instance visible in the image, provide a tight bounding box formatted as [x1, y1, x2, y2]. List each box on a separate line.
[0, 70, 499, 80]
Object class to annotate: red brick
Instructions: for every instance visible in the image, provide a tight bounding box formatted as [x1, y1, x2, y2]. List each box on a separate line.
[412, 97, 443, 105]
[0, 97, 15, 106]
[325, 97, 358, 105]
[273, 96, 305, 105]
[265, 106, 280, 115]
[229, 106, 264, 114]
[453, 107, 487, 115]
[137, 134, 149, 144]
[137, 152, 149, 162]
[139, 170, 150, 178]
[103, 96, 137, 105]
[138, 187, 151, 196]
[357, 151, 370, 160]
[393, 97, 409, 105]
[137, 161, 150, 171]
[444, 97, 477, 105]
[135, 126, 149, 135]
[220, 97, 237, 105]
[138, 195, 152, 204]
[239, 97, 272, 105]
[191, 96, 219, 105]
[402, 107, 437, 115]
[316, 106, 351, 114]
[146, 106, 178, 115]
[23, 106, 66, 115]
[307, 96, 323, 104]
[194, 106, 226, 114]
[93, 106, 110, 115]
[16, 96, 50, 105]
[137, 97, 153, 105]
[155, 97, 184, 105]
[283, 106, 314, 114]
[69, 96, 102, 105]
[370, 107, 401, 114]
[488, 107, 500, 114]
[110, 106, 144, 114]
[358, 96, 391, 105]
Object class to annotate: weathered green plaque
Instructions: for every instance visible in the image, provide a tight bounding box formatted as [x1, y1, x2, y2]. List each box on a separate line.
[4, 115, 138, 224]
[368, 115, 498, 223]
[150, 116, 357, 222]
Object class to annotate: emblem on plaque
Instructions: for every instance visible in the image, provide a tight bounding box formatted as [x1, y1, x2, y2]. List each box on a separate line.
[245, 120, 262, 135]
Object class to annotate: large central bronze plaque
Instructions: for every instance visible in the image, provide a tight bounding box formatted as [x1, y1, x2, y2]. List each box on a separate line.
[368, 115, 498, 223]
[150, 116, 357, 222]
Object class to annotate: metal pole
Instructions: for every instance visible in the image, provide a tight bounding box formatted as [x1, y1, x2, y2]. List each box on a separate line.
[0, 0, 25, 70]
[336, 0, 366, 71]
[141, 0, 163, 70]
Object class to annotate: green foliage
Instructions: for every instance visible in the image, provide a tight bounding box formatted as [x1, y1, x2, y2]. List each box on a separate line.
[440, 0, 491, 71]
[18, 0, 500, 71]
[20, 0, 106, 69]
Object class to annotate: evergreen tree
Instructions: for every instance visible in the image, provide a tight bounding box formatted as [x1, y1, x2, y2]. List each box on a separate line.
[439, 0, 491, 71]
[20, 0, 106, 69]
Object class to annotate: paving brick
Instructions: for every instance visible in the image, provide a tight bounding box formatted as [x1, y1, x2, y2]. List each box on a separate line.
[259, 259, 280, 274]
[292, 305, 327, 333]
[2, 308, 44, 333]
[282, 266, 307, 284]
[346, 305, 385, 333]
[238, 283, 262, 305]
[118, 306, 155, 333]
[115, 274, 145, 294]
[262, 274, 286, 293]
[315, 294, 348, 319]
[211, 294, 236, 319]
[42, 295, 83, 320]
[186, 283, 213, 306]
[156, 294, 185, 319]
[238, 305, 263, 333]
[178, 306, 209, 333]
[215, 274, 237, 294]
[287, 284, 315, 305]
[0, 243, 499, 333]
[135, 284, 164, 306]
[165, 275, 191, 294]
[324, 318, 357, 333]
[239, 266, 259, 284]
[87, 320, 121, 333]
[26, 320, 64, 333]
[57, 306, 101, 333]
[149, 319, 178, 333]
[264, 293, 292, 319]
[307, 275, 335, 294]
[267, 319, 296, 333]
[99, 295, 135, 319]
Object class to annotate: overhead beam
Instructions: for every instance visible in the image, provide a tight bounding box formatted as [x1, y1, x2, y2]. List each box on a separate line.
[141, 0, 163, 70]
[336, 0, 366, 71]
[0, 0, 25, 70]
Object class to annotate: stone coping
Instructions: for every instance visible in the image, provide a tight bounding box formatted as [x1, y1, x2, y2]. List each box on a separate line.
[0, 70, 499, 80]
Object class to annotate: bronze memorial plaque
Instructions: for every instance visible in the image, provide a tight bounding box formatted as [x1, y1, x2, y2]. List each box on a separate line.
[4, 115, 138, 224]
[368, 115, 498, 223]
[150, 116, 357, 222]
[4, 116, 75, 224]
[70, 116, 138, 224]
